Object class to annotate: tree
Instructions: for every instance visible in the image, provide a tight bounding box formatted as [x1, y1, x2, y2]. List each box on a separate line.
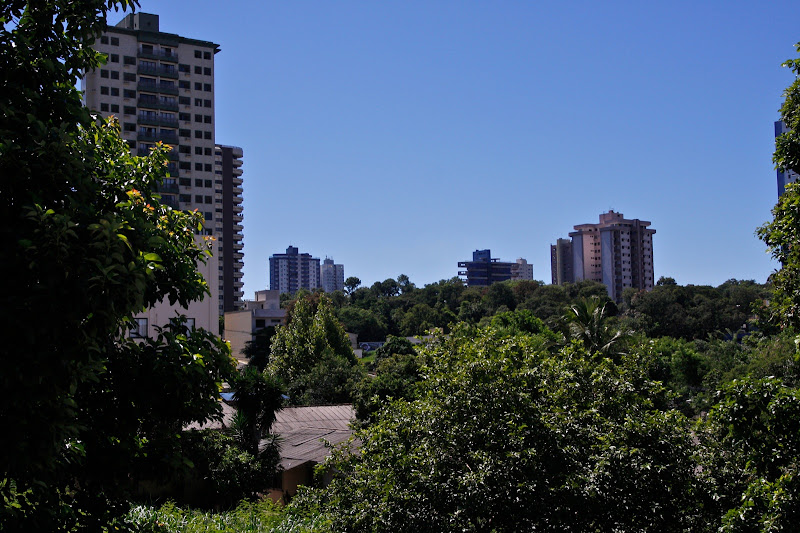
[563, 297, 630, 358]
[268, 295, 361, 404]
[292, 325, 702, 531]
[344, 276, 361, 296]
[759, 41, 800, 329]
[1, 2, 234, 529]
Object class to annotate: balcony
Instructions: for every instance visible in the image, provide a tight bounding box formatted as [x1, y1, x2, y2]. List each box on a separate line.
[138, 48, 178, 63]
[154, 182, 180, 194]
[232, 241, 244, 250]
[137, 81, 178, 95]
[137, 130, 178, 144]
[231, 176, 243, 185]
[232, 204, 243, 213]
[233, 252, 244, 260]
[232, 186, 243, 195]
[232, 167, 243, 177]
[137, 97, 179, 112]
[137, 114, 178, 128]
[158, 194, 179, 209]
[137, 63, 178, 79]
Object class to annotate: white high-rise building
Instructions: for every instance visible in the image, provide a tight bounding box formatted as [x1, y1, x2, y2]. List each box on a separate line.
[83, 13, 226, 331]
[320, 258, 345, 293]
[510, 258, 533, 281]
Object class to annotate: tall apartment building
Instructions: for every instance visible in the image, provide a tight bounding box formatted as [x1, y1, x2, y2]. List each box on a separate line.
[510, 258, 534, 281]
[82, 13, 238, 323]
[569, 210, 655, 302]
[776, 120, 799, 197]
[215, 145, 245, 311]
[269, 246, 321, 294]
[550, 238, 574, 285]
[320, 258, 345, 293]
[458, 249, 513, 287]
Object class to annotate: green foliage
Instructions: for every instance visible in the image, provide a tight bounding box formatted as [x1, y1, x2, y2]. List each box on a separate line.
[242, 326, 277, 372]
[124, 499, 289, 532]
[269, 295, 361, 405]
[293, 325, 702, 532]
[353, 353, 423, 425]
[563, 296, 630, 358]
[699, 378, 800, 531]
[0, 2, 236, 529]
[231, 368, 284, 454]
[373, 335, 416, 363]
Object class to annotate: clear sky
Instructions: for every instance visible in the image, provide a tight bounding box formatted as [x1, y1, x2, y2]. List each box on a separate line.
[125, 1, 798, 295]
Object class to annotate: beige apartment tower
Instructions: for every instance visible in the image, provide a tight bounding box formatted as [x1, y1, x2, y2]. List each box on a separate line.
[569, 210, 655, 302]
[83, 13, 239, 329]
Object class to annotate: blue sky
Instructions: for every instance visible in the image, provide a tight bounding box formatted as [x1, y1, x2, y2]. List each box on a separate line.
[126, 1, 798, 295]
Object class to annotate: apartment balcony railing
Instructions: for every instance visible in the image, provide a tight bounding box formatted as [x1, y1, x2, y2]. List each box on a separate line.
[137, 114, 179, 128]
[158, 194, 179, 208]
[137, 97, 179, 112]
[137, 130, 178, 143]
[137, 81, 178, 95]
[137, 64, 178, 79]
[153, 182, 180, 194]
[138, 49, 179, 63]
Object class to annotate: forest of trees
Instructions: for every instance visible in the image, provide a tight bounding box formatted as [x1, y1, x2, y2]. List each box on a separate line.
[4, 1, 800, 531]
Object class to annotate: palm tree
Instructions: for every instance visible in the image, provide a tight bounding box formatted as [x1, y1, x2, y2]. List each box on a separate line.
[562, 296, 630, 358]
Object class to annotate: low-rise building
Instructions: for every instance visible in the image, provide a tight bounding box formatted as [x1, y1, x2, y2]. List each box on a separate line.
[224, 289, 286, 362]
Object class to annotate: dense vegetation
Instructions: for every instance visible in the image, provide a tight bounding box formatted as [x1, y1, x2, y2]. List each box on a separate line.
[5, 1, 800, 531]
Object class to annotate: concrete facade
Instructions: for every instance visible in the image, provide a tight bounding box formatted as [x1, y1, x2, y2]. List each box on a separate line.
[224, 290, 286, 361]
[320, 257, 345, 293]
[84, 13, 227, 331]
[269, 246, 321, 294]
[510, 258, 534, 281]
[215, 145, 245, 311]
[550, 238, 574, 285]
[458, 249, 513, 287]
[569, 211, 655, 302]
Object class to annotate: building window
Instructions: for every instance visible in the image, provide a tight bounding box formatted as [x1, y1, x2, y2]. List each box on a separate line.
[123, 55, 136, 65]
[179, 96, 190, 106]
[194, 50, 202, 59]
[179, 144, 191, 153]
[179, 178, 191, 186]
[204, 196, 212, 204]
[110, 37, 119, 46]
[204, 212, 212, 221]
[194, 114, 202, 122]
[204, 99, 211, 108]
[194, 65, 202, 74]
[203, 83, 211, 92]
[195, 163, 203, 171]
[204, 164, 212, 172]
[195, 179, 203, 187]
[194, 98, 202, 106]
[123, 106, 136, 115]
[179, 194, 191, 203]
[179, 63, 190, 72]
[204, 147, 212, 156]
[178, 112, 190, 122]
[204, 115, 211, 124]
[100, 103, 109, 112]
[100, 70, 109, 78]
[194, 82, 202, 90]
[129, 317, 148, 338]
[195, 195, 203, 203]
[110, 87, 119, 96]
[100, 86, 109, 95]
[203, 131, 211, 140]
[100, 36, 109, 45]
[194, 130, 202, 139]
[204, 67, 211, 76]
[179, 161, 191, 170]
[110, 53, 119, 63]
[123, 72, 136, 82]
[179, 80, 189, 89]
[123, 122, 135, 131]
[110, 71, 119, 80]
[110, 104, 119, 113]
[194, 146, 203, 155]
[204, 179, 212, 187]
[203, 51, 211, 60]
[179, 128, 190, 138]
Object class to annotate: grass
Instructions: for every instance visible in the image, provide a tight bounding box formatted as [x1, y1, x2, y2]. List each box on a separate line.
[123, 499, 321, 533]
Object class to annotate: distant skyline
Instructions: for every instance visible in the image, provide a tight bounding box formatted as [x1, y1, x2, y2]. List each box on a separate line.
[124, 1, 799, 295]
